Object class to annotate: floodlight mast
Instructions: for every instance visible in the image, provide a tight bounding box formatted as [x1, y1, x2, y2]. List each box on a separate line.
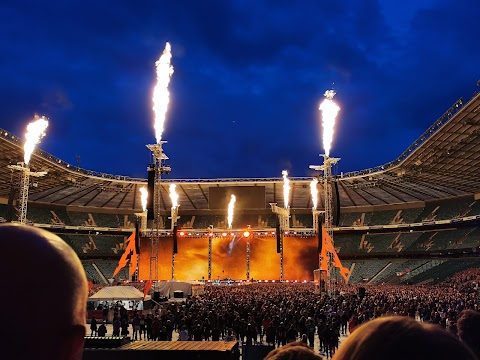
[310, 155, 340, 296]
[8, 162, 47, 224]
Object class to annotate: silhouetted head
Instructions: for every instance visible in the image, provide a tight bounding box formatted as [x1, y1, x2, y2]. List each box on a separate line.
[0, 223, 88, 360]
[457, 309, 480, 358]
[265, 341, 323, 360]
[333, 316, 477, 360]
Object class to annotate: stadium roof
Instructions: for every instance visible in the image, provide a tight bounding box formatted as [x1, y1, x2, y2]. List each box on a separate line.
[0, 91, 479, 212]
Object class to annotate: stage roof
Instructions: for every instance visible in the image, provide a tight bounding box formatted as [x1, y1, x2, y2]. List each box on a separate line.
[1, 91, 479, 211]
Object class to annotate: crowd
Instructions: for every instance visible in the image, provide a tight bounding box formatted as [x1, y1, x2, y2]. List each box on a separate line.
[1, 223, 478, 360]
[88, 266, 480, 359]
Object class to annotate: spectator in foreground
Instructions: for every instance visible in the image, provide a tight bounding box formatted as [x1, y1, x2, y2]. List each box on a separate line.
[332, 316, 477, 360]
[0, 223, 89, 360]
[98, 321, 108, 337]
[457, 309, 480, 359]
[265, 341, 323, 360]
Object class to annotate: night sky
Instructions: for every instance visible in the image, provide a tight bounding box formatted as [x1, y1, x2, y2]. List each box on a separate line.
[1, 0, 479, 180]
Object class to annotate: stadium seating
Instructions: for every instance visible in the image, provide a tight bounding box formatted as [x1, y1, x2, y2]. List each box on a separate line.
[94, 260, 130, 281]
[389, 231, 422, 252]
[67, 211, 92, 226]
[347, 260, 390, 284]
[333, 233, 364, 254]
[412, 204, 438, 222]
[405, 258, 480, 285]
[82, 261, 108, 284]
[363, 233, 399, 253]
[338, 212, 363, 227]
[58, 234, 126, 255]
[91, 213, 122, 228]
[465, 199, 480, 216]
[290, 213, 314, 228]
[0, 203, 7, 221]
[462, 227, 480, 248]
[395, 207, 424, 224]
[369, 210, 398, 225]
[369, 259, 429, 285]
[434, 198, 472, 220]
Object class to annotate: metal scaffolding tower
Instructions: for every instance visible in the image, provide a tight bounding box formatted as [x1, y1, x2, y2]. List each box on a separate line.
[208, 236, 213, 280]
[170, 204, 179, 280]
[270, 203, 290, 282]
[146, 142, 171, 283]
[310, 155, 340, 295]
[7, 162, 46, 223]
[246, 236, 250, 280]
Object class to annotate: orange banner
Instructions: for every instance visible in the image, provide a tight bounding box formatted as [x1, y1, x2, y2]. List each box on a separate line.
[112, 230, 136, 278]
[321, 226, 350, 282]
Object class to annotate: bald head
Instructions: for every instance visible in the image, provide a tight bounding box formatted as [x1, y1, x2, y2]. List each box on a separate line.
[0, 223, 88, 359]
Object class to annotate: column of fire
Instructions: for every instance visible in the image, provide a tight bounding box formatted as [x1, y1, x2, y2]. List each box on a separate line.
[147, 41, 174, 284]
[310, 89, 341, 295]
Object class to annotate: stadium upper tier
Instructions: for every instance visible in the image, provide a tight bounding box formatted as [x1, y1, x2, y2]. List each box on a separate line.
[0, 90, 479, 211]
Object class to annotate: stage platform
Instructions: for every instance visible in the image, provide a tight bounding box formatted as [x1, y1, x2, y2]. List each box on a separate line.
[83, 340, 240, 360]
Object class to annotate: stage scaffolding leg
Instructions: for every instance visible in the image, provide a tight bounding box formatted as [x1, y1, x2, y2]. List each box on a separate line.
[208, 237, 212, 281]
[280, 235, 284, 282]
[246, 238, 250, 280]
[19, 171, 30, 224]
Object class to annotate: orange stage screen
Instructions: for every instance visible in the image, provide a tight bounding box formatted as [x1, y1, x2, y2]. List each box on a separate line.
[139, 236, 317, 281]
[283, 237, 318, 281]
[139, 237, 173, 280]
[174, 237, 209, 280]
[249, 237, 280, 280]
[210, 235, 247, 280]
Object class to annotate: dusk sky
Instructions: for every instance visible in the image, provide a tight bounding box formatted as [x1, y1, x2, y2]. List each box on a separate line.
[1, 0, 478, 180]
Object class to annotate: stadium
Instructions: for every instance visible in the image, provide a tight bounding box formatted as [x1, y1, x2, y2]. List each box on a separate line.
[1, 85, 480, 359]
[1, 89, 480, 286]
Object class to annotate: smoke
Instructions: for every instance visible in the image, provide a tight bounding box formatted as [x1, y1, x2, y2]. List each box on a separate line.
[227, 234, 240, 256]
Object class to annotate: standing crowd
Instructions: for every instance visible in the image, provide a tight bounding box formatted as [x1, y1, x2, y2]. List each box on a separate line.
[91, 267, 479, 359]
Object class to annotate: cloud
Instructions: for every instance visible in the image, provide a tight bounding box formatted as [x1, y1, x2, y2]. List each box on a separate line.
[0, 0, 478, 179]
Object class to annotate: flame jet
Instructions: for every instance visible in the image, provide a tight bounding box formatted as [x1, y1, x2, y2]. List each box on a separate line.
[310, 178, 318, 210]
[282, 170, 290, 209]
[169, 183, 179, 209]
[139, 187, 148, 212]
[319, 90, 340, 157]
[228, 194, 236, 229]
[152, 42, 174, 143]
[24, 115, 49, 165]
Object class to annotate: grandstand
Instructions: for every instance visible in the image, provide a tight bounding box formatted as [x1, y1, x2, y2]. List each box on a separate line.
[0, 89, 479, 284]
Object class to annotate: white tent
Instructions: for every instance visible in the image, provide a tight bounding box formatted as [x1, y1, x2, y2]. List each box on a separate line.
[88, 286, 151, 301]
[155, 280, 204, 298]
